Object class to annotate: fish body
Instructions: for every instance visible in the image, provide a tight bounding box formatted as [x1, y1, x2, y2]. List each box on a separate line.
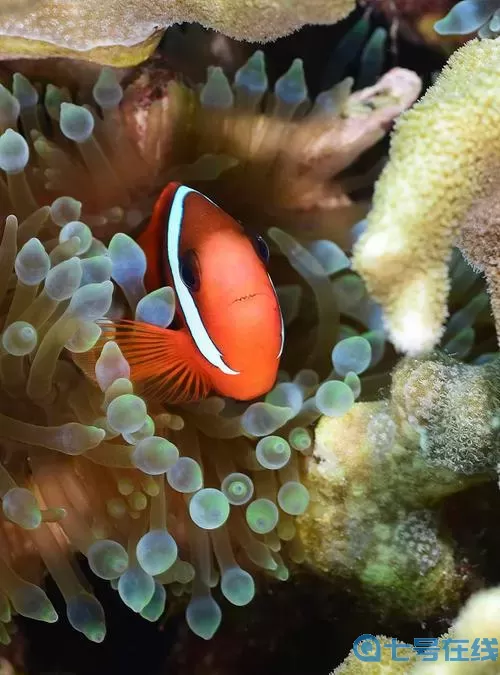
[106, 182, 284, 403]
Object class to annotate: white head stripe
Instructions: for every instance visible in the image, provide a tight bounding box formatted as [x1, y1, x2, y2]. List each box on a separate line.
[167, 185, 239, 376]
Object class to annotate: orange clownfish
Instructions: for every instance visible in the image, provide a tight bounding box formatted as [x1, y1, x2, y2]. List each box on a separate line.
[103, 182, 284, 403]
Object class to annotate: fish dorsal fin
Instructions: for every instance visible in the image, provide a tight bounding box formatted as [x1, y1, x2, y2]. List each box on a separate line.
[75, 319, 211, 404]
[136, 182, 180, 290]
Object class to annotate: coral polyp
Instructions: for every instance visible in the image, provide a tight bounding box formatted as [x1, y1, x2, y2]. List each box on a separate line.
[0, 55, 401, 645]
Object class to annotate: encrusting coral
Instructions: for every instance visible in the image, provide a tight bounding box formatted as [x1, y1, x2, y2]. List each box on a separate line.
[298, 344, 500, 618]
[352, 37, 500, 355]
[0, 52, 420, 645]
[0, 0, 356, 65]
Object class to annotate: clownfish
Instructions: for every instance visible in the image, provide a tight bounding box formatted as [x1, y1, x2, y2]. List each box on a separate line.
[100, 182, 284, 403]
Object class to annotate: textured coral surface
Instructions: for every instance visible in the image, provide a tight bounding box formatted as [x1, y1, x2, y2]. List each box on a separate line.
[0, 0, 356, 64]
[353, 38, 500, 355]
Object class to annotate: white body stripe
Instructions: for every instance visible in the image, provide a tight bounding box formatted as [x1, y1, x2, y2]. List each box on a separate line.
[269, 273, 285, 359]
[167, 185, 239, 376]
[278, 302, 285, 358]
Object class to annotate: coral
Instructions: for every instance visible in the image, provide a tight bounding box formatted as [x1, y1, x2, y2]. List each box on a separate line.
[298, 404, 465, 618]
[335, 585, 500, 673]
[458, 169, 500, 347]
[0, 52, 415, 644]
[0, 31, 163, 68]
[298, 347, 500, 617]
[0, 0, 355, 64]
[414, 586, 500, 674]
[352, 38, 500, 355]
[391, 352, 500, 474]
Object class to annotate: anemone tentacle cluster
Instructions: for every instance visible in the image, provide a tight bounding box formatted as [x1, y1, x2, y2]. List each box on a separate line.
[435, 0, 500, 38]
[0, 57, 395, 643]
[119, 50, 420, 231]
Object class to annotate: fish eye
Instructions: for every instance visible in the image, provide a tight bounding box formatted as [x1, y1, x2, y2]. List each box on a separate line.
[250, 233, 270, 265]
[180, 249, 200, 292]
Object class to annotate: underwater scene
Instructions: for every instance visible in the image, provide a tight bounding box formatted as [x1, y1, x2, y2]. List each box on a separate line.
[0, 1, 500, 674]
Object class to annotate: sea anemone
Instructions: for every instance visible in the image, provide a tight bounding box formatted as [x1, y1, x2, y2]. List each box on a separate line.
[0, 49, 418, 645]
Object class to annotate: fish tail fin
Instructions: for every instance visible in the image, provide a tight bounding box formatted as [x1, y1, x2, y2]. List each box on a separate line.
[75, 319, 211, 404]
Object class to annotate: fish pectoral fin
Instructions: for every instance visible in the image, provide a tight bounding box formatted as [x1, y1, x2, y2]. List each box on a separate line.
[76, 319, 211, 404]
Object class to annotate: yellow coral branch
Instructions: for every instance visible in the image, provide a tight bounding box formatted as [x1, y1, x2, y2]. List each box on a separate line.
[353, 38, 500, 355]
